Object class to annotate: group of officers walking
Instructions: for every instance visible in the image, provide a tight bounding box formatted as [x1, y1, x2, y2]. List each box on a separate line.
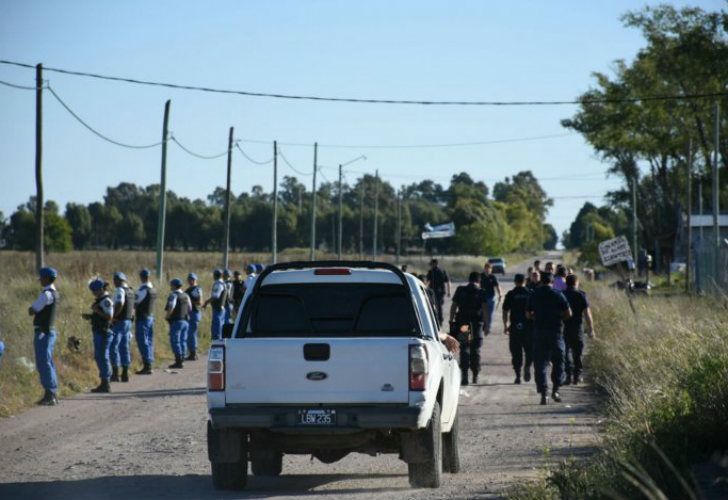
[432, 259, 595, 405]
[28, 264, 263, 405]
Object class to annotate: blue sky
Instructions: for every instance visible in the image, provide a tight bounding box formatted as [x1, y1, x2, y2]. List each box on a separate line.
[0, 0, 719, 239]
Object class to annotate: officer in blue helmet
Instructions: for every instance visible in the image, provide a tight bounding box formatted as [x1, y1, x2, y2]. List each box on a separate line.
[243, 263, 257, 296]
[165, 278, 191, 369]
[222, 269, 234, 324]
[109, 272, 134, 382]
[134, 268, 157, 375]
[255, 263, 265, 274]
[28, 267, 60, 405]
[82, 278, 114, 393]
[203, 269, 227, 340]
[185, 272, 203, 361]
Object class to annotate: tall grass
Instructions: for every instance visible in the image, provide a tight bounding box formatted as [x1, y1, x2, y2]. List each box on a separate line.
[509, 286, 728, 499]
[0, 249, 505, 416]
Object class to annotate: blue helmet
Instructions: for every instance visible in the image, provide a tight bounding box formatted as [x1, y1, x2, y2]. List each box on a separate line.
[187, 272, 198, 281]
[39, 267, 57, 280]
[223, 268, 231, 278]
[139, 268, 151, 278]
[213, 268, 223, 279]
[246, 264, 255, 274]
[89, 278, 106, 291]
[169, 278, 183, 288]
[113, 271, 127, 282]
[255, 263, 265, 273]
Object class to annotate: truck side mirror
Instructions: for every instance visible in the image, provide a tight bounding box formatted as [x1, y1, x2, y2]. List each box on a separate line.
[222, 323, 234, 339]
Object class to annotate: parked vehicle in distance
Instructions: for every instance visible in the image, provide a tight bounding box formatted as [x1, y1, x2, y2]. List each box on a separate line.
[206, 261, 461, 490]
[488, 257, 506, 274]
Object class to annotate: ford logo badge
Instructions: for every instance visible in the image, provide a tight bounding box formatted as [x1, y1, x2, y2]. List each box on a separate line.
[306, 371, 328, 381]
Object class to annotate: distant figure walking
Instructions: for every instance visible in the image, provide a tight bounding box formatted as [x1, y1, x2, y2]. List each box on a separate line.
[426, 259, 450, 327]
[502, 273, 533, 384]
[449, 272, 488, 385]
[479, 262, 502, 335]
[562, 274, 595, 385]
[28, 267, 60, 406]
[527, 270, 541, 292]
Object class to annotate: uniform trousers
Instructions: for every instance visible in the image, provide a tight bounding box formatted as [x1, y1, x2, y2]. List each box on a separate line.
[533, 330, 565, 395]
[34, 329, 58, 392]
[110, 319, 132, 367]
[93, 329, 113, 380]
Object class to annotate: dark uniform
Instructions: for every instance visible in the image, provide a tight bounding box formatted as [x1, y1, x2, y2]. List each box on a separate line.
[134, 280, 157, 374]
[503, 285, 533, 382]
[479, 272, 499, 334]
[527, 286, 570, 396]
[426, 267, 449, 326]
[526, 280, 540, 292]
[451, 283, 488, 382]
[563, 286, 590, 383]
[232, 279, 245, 312]
[185, 281, 202, 359]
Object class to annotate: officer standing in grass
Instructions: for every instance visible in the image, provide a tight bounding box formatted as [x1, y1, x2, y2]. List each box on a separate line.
[185, 273, 202, 361]
[28, 267, 60, 406]
[134, 268, 157, 375]
[83, 279, 114, 393]
[110, 272, 134, 383]
[479, 262, 503, 335]
[562, 274, 595, 385]
[165, 279, 191, 369]
[203, 269, 227, 340]
[426, 259, 450, 327]
[449, 271, 488, 385]
[527, 272, 572, 405]
[502, 273, 533, 384]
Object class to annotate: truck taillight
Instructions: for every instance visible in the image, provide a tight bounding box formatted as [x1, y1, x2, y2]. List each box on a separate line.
[208, 346, 225, 391]
[409, 344, 429, 391]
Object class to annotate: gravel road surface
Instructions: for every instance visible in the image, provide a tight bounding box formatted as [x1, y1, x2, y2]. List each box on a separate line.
[0, 254, 599, 499]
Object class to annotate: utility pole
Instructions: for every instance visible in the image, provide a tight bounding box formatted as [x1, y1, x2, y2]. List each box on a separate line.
[155, 100, 171, 281]
[337, 164, 343, 260]
[712, 100, 721, 283]
[272, 141, 278, 263]
[373, 170, 379, 258]
[34, 63, 44, 271]
[686, 139, 693, 294]
[396, 188, 402, 264]
[359, 183, 364, 259]
[632, 176, 638, 264]
[699, 181, 704, 243]
[309, 142, 318, 261]
[222, 126, 234, 270]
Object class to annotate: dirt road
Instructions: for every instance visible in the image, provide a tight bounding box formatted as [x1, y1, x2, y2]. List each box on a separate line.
[0, 254, 599, 499]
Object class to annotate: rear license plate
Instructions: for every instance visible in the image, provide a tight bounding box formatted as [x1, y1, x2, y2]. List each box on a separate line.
[297, 409, 337, 426]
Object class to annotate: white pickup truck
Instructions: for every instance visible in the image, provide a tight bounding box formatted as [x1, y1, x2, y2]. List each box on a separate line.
[206, 261, 461, 490]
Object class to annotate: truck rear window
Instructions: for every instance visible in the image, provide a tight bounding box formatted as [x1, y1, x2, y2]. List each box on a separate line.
[241, 283, 420, 337]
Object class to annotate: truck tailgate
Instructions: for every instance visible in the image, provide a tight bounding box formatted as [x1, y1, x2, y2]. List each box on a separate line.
[224, 337, 412, 404]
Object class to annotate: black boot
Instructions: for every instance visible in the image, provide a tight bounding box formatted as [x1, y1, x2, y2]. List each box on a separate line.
[523, 366, 531, 382]
[91, 379, 111, 393]
[460, 370, 469, 386]
[169, 355, 184, 369]
[562, 373, 572, 386]
[136, 363, 152, 375]
[540, 392, 548, 405]
[110, 366, 120, 382]
[186, 350, 198, 361]
[472, 371, 479, 385]
[37, 389, 58, 406]
[573, 373, 582, 385]
[514, 370, 521, 384]
[551, 390, 562, 403]
[121, 366, 129, 382]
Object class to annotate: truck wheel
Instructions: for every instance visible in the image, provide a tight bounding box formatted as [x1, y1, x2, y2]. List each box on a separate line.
[442, 410, 461, 473]
[408, 401, 442, 488]
[251, 450, 283, 476]
[211, 461, 247, 490]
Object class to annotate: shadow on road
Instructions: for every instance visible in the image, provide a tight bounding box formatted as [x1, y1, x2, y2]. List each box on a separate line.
[72, 387, 206, 400]
[0, 472, 409, 500]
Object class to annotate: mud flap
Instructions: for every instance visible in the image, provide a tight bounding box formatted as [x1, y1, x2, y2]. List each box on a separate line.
[207, 421, 245, 463]
[399, 429, 431, 464]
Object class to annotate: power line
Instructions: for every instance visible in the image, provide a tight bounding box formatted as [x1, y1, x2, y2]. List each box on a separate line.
[0, 78, 42, 90]
[46, 85, 163, 149]
[3, 59, 726, 106]
[170, 134, 229, 159]
[234, 143, 274, 165]
[277, 148, 312, 176]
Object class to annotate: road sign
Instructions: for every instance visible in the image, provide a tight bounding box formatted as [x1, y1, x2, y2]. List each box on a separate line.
[598, 235, 633, 267]
[422, 222, 455, 240]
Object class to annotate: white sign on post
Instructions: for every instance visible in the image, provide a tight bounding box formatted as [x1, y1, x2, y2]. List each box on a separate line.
[598, 236, 633, 267]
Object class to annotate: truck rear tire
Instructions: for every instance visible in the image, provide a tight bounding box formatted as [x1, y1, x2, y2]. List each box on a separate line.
[211, 461, 247, 490]
[251, 450, 283, 477]
[442, 410, 461, 473]
[408, 401, 442, 488]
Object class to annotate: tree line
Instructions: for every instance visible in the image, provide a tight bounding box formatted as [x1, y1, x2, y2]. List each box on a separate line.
[0, 170, 557, 256]
[563, 4, 727, 266]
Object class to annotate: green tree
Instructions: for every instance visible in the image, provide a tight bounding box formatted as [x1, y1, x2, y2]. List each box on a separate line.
[65, 203, 92, 249]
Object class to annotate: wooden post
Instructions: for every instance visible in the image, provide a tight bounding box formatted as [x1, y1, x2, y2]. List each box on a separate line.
[222, 126, 234, 269]
[713, 101, 721, 285]
[373, 170, 379, 258]
[337, 164, 343, 260]
[272, 141, 278, 264]
[155, 100, 171, 281]
[686, 139, 693, 294]
[309, 143, 318, 261]
[396, 188, 402, 263]
[35, 63, 44, 271]
[632, 177, 638, 264]
[359, 182, 364, 259]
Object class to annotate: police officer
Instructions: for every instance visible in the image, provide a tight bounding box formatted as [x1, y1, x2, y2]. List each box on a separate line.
[222, 269, 234, 324]
[185, 273, 203, 361]
[449, 271, 488, 385]
[480, 262, 503, 335]
[83, 279, 114, 393]
[527, 270, 541, 292]
[562, 274, 595, 385]
[242, 264, 257, 296]
[232, 270, 245, 316]
[28, 267, 60, 406]
[203, 269, 227, 340]
[165, 278, 191, 369]
[426, 259, 450, 327]
[527, 272, 572, 405]
[110, 272, 134, 382]
[502, 273, 533, 384]
[134, 268, 157, 375]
